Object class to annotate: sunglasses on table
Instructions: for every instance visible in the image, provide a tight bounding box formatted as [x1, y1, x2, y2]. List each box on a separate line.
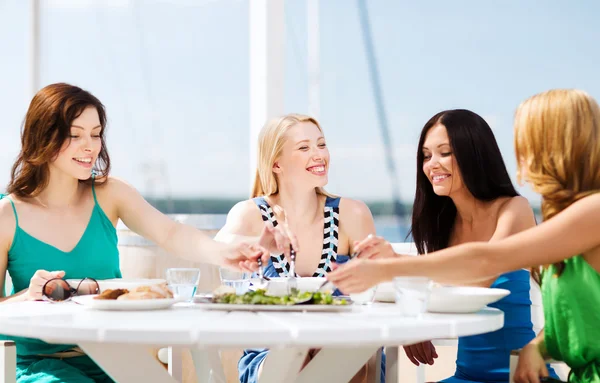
[42, 277, 100, 302]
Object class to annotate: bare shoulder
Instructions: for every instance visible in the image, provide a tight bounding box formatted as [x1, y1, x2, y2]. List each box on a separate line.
[498, 196, 534, 216]
[491, 196, 536, 238]
[92, 176, 142, 205]
[339, 197, 373, 219]
[89, 177, 139, 221]
[222, 199, 265, 236]
[93, 176, 137, 196]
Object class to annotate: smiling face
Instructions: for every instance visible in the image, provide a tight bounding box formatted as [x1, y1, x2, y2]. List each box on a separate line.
[49, 106, 103, 181]
[273, 121, 330, 189]
[421, 123, 464, 196]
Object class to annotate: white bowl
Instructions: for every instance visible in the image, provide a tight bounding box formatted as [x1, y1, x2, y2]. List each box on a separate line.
[66, 278, 166, 292]
[427, 286, 510, 313]
[249, 277, 327, 296]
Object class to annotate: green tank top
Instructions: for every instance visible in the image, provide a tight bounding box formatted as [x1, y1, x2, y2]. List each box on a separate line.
[0, 180, 121, 356]
[542, 255, 600, 382]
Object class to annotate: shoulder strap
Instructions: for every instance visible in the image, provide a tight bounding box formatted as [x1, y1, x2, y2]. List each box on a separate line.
[0, 195, 18, 226]
[324, 196, 341, 208]
[252, 197, 278, 227]
[91, 172, 99, 206]
[315, 197, 340, 277]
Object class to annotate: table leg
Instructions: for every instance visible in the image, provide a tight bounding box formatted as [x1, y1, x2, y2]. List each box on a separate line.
[296, 347, 379, 383]
[190, 348, 226, 383]
[79, 343, 177, 383]
[0, 341, 16, 383]
[168, 347, 182, 381]
[259, 347, 309, 383]
[385, 346, 399, 383]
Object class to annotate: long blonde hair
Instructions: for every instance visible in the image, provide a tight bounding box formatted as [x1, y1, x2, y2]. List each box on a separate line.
[251, 113, 335, 198]
[514, 89, 600, 273]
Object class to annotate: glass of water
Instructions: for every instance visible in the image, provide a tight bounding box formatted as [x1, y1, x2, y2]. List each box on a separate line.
[394, 277, 432, 317]
[219, 268, 251, 294]
[166, 268, 201, 301]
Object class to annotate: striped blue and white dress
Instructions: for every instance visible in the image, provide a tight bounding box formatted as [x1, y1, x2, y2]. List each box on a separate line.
[238, 196, 385, 383]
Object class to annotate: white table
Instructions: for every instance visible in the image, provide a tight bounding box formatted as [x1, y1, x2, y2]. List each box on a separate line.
[0, 302, 503, 383]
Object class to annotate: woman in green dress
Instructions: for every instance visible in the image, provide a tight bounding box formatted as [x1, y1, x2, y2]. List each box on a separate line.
[0, 83, 271, 382]
[329, 89, 600, 383]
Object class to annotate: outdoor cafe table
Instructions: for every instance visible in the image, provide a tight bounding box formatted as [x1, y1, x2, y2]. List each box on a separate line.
[0, 301, 503, 383]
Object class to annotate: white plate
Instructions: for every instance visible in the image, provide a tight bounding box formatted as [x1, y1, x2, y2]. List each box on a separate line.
[72, 294, 180, 311]
[427, 286, 510, 313]
[193, 302, 353, 312]
[66, 278, 166, 292]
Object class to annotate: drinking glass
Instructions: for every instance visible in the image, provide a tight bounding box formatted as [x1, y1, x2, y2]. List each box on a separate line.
[166, 268, 201, 301]
[393, 277, 432, 317]
[219, 268, 251, 294]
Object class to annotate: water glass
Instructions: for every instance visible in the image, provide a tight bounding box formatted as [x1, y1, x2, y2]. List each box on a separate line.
[350, 286, 377, 305]
[166, 268, 201, 301]
[394, 277, 432, 317]
[219, 268, 250, 294]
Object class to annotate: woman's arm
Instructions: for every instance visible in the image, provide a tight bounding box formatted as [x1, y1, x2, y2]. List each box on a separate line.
[329, 193, 600, 289]
[0, 201, 25, 303]
[215, 200, 298, 257]
[109, 178, 266, 269]
[214, 200, 264, 243]
[393, 193, 600, 283]
[0, 201, 54, 303]
[532, 329, 550, 360]
[514, 329, 552, 383]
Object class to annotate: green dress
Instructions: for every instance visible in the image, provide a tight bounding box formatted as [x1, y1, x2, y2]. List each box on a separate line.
[1, 180, 122, 382]
[542, 255, 600, 382]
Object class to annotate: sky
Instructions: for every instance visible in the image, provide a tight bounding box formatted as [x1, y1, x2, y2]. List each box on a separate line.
[1, 0, 599, 205]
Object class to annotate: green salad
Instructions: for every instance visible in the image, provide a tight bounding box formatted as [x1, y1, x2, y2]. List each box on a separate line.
[212, 289, 348, 306]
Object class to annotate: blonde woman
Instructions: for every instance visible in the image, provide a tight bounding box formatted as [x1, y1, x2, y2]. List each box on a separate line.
[216, 114, 380, 383]
[329, 89, 600, 383]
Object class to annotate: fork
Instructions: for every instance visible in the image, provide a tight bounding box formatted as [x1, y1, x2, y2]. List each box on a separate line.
[288, 245, 298, 294]
[256, 258, 270, 290]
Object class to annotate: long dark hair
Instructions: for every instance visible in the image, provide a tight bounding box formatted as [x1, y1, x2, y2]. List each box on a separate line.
[410, 109, 518, 255]
[7, 83, 111, 198]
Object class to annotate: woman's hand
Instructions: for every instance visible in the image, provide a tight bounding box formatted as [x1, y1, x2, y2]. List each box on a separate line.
[353, 235, 397, 259]
[514, 342, 549, 383]
[403, 341, 438, 366]
[25, 270, 65, 300]
[257, 219, 299, 259]
[219, 242, 269, 272]
[327, 258, 391, 293]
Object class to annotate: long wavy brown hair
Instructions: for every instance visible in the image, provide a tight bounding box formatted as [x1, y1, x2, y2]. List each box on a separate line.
[7, 83, 111, 198]
[514, 89, 600, 275]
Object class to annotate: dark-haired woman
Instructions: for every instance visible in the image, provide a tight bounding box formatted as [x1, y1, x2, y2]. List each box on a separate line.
[335, 109, 557, 383]
[0, 83, 268, 382]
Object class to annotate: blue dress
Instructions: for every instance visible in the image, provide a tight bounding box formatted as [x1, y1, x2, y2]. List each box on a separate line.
[238, 196, 385, 383]
[440, 269, 558, 382]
